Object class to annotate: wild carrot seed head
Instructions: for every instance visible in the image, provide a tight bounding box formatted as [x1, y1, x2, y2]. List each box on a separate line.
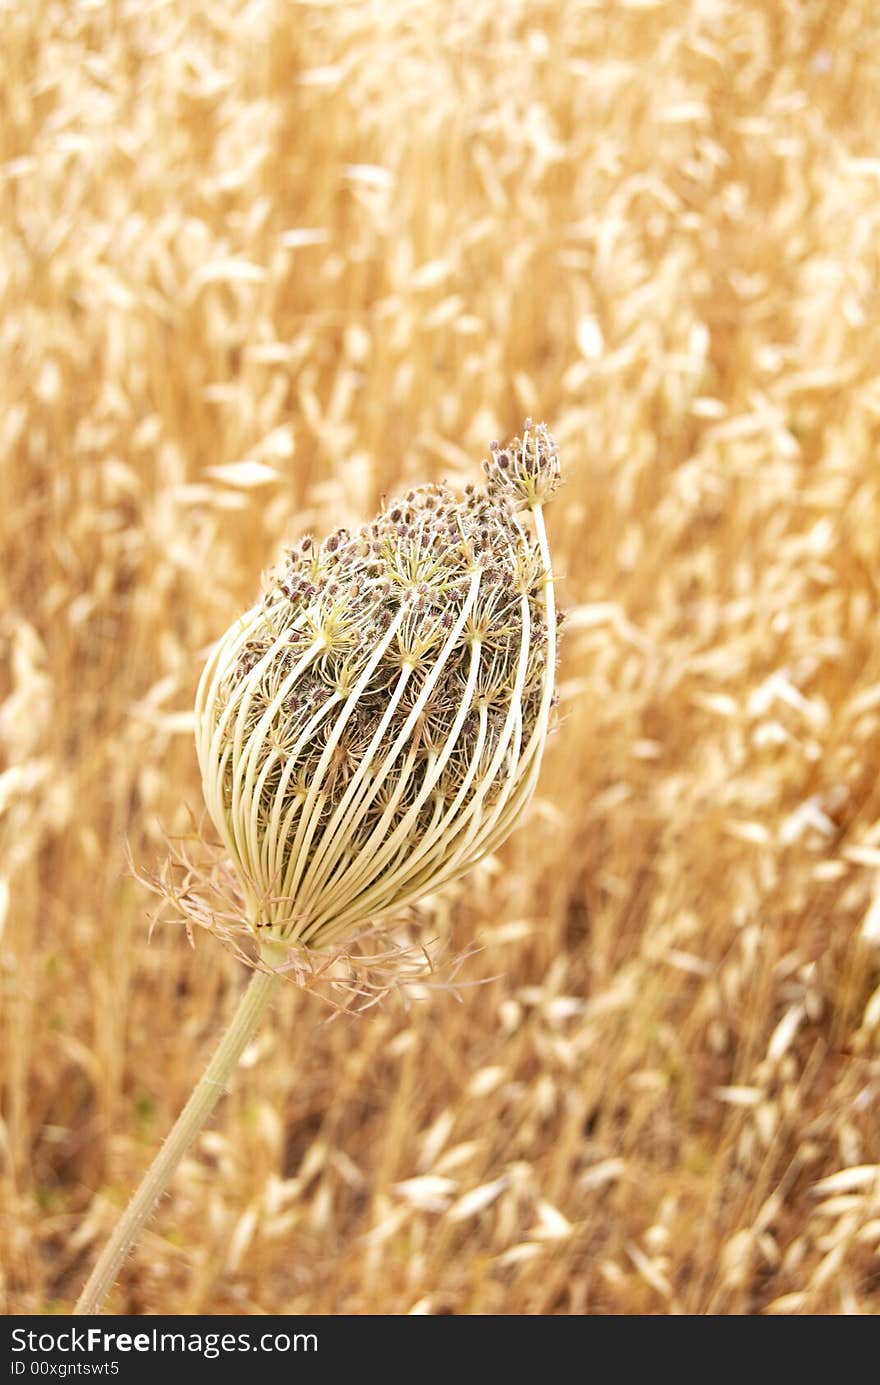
[194, 423, 562, 950]
[483, 418, 562, 509]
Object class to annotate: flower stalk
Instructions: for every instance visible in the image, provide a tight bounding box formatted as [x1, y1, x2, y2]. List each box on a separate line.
[73, 946, 283, 1315]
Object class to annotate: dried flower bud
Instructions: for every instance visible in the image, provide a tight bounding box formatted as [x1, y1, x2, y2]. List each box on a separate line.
[194, 423, 561, 951]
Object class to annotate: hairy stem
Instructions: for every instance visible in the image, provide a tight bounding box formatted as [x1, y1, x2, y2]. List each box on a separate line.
[73, 954, 282, 1316]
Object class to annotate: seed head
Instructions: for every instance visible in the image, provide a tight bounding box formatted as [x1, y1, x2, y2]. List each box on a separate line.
[483, 418, 561, 509]
[194, 423, 562, 951]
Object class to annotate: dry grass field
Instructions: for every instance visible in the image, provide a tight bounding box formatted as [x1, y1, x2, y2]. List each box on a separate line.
[2, 0, 880, 1316]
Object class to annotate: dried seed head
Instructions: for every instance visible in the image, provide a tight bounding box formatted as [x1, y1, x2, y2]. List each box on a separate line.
[483, 419, 561, 509]
[194, 422, 562, 951]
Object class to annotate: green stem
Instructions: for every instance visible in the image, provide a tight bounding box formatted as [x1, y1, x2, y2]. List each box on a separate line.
[73, 959, 281, 1316]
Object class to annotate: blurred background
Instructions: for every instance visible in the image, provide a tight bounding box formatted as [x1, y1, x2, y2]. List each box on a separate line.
[2, 0, 880, 1315]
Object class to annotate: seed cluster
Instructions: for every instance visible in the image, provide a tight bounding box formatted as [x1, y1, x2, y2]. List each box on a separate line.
[483, 419, 562, 509]
[195, 423, 561, 950]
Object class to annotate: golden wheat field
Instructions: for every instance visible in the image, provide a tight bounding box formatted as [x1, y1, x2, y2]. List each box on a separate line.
[3, 0, 880, 1317]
